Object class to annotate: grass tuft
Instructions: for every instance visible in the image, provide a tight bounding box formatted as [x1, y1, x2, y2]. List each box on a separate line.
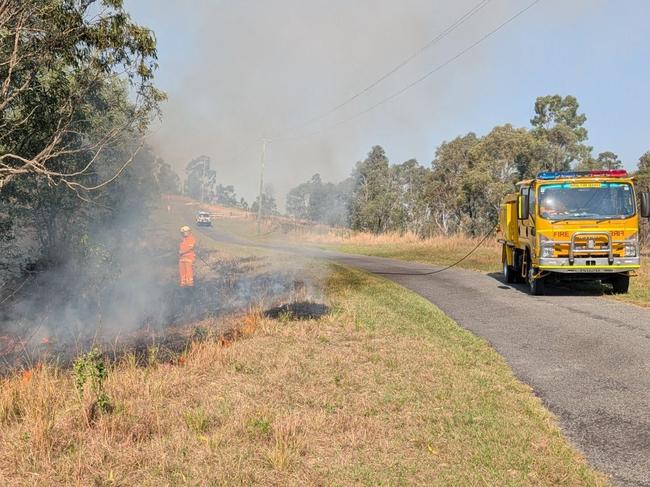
[183, 407, 211, 435]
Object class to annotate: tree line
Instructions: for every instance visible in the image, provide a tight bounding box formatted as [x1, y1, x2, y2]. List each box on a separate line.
[287, 95, 650, 237]
[183, 155, 251, 211]
[183, 156, 284, 216]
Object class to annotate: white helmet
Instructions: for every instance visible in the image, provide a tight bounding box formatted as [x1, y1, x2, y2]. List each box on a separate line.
[180, 225, 191, 233]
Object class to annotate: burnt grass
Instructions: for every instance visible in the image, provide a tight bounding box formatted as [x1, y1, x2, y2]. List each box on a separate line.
[0, 253, 327, 374]
[264, 302, 330, 320]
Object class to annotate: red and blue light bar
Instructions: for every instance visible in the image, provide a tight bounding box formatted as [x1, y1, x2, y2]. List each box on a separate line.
[537, 170, 628, 180]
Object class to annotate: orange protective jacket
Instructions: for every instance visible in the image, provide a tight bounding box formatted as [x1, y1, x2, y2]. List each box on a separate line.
[179, 234, 196, 262]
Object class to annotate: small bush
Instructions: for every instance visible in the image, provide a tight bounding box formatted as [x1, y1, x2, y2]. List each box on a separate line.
[191, 326, 209, 342]
[73, 347, 112, 416]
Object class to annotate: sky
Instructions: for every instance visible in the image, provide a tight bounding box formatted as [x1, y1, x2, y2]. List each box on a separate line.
[124, 0, 650, 205]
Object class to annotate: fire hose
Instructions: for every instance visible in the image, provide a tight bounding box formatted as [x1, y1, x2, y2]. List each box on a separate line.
[372, 222, 499, 277]
[196, 251, 220, 270]
[0, 274, 35, 306]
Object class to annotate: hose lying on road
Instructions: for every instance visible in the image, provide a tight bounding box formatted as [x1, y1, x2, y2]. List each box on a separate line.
[372, 222, 498, 277]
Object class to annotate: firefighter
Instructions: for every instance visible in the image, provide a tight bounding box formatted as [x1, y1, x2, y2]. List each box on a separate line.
[178, 225, 196, 287]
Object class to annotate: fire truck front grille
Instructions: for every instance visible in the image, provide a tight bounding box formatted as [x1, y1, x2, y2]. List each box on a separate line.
[552, 242, 625, 258]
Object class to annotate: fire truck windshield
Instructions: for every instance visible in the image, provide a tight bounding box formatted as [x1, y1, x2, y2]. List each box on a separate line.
[538, 182, 635, 221]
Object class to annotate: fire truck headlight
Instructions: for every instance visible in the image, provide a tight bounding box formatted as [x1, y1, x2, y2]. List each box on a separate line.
[541, 246, 554, 258]
[539, 235, 554, 258]
[624, 233, 638, 257]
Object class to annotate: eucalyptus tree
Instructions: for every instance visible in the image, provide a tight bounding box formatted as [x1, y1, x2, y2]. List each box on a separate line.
[349, 146, 398, 234]
[530, 95, 591, 171]
[0, 0, 164, 272]
[0, 0, 164, 189]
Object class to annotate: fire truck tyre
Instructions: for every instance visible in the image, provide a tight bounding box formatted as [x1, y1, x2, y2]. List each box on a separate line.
[502, 246, 516, 284]
[515, 254, 526, 284]
[610, 274, 630, 294]
[503, 261, 516, 284]
[528, 267, 545, 296]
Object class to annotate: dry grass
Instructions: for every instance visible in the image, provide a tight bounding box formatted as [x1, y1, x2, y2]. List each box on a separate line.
[295, 228, 439, 246]
[615, 259, 650, 307]
[292, 229, 502, 273]
[0, 266, 608, 486]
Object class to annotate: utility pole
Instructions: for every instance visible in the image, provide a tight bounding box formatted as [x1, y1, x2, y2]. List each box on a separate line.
[200, 158, 205, 202]
[256, 138, 268, 235]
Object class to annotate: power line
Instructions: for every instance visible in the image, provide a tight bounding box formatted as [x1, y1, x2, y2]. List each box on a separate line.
[276, 0, 491, 139]
[216, 1, 540, 168]
[274, 0, 542, 143]
[240, 0, 540, 223]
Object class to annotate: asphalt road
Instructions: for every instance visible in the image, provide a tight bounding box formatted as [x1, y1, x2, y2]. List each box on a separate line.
[183, 208, 650, 487]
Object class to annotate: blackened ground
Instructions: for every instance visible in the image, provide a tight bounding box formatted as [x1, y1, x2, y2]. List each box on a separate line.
[264, 302, 330, 320]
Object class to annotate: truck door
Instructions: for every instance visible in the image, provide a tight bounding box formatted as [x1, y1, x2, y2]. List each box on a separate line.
[518, 185, 535, 248]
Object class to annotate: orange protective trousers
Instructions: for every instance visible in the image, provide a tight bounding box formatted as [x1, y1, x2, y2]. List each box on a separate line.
[179, 260, 194, 287]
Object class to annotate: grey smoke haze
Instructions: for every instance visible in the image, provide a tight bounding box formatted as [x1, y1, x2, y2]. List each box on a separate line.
[124, 0, 645, 206]
[0, 205, 321, 368]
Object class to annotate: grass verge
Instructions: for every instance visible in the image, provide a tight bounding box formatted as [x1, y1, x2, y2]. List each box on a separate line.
[333, 236, 500, 273]
[612, 263, 650, 306]
[0, 266, 608, 486]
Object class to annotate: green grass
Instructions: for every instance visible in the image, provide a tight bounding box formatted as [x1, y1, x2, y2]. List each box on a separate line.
[334, 241, 501, 273]
[324, 266, 609, 486]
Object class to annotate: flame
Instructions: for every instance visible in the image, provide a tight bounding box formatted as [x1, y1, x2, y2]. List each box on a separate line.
[21, 369, 33, 384]
[241, 312, 259, 335]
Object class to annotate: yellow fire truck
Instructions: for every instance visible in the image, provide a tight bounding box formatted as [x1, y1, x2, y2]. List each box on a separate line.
[498, 170, 650, 295]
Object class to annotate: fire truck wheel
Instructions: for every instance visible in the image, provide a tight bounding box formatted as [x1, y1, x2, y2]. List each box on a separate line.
[502, 247, 516, 284]
[610, 274, 630, 294]
[528, 267, 545, 296]
[514, 252, 526, 284]
[503, 261, 516, 284]
[515, 271, 526, 284]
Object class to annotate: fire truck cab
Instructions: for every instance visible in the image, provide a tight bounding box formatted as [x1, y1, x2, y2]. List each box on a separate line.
[498, 170, 650, 295]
